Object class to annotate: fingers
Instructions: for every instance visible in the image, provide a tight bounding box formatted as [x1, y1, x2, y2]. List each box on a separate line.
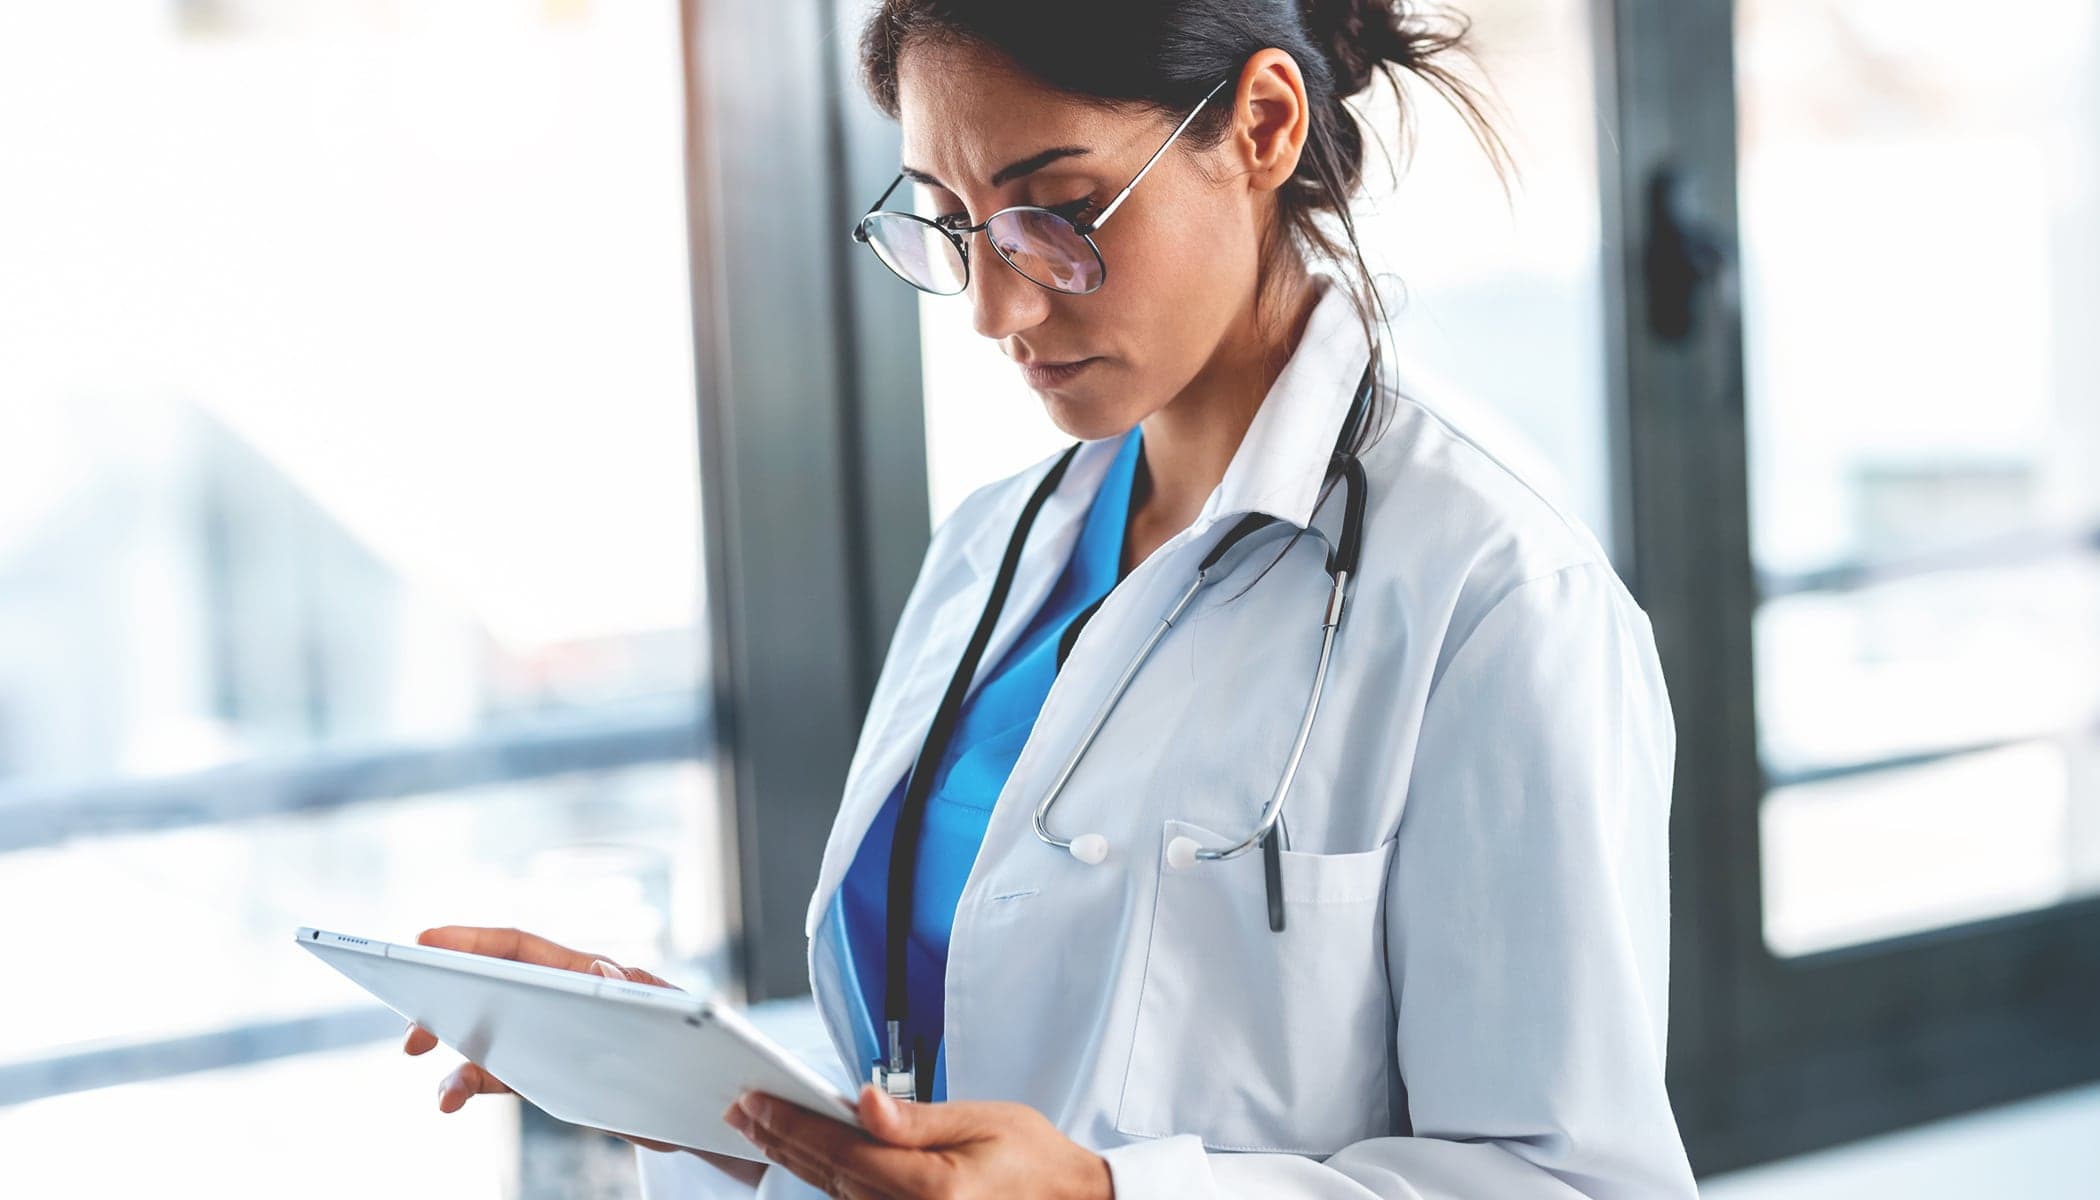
[727, 1092, 935, 1198]
[436, 1060, 513, 1113]
[686, 1150, 770, 1189]
[588, 958, 683, 992]
[856, 1086, 991, 1148]
[619, 965, 678, 990]
[416, 925, 591, 972]
[402, 1022, 439, 1056]
[416, 926, 682, 988]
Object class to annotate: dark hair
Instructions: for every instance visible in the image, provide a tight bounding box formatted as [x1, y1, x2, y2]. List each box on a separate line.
[859, 0, 1515, 459]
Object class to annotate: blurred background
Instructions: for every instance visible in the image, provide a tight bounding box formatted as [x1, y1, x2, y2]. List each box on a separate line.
[0, 0, 2093, 1196]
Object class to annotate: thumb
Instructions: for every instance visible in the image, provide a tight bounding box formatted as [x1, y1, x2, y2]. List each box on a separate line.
[857, 1084, 978, 1148]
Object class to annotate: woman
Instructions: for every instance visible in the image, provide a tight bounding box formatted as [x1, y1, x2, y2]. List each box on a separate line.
[409, 2, 1699, 1197]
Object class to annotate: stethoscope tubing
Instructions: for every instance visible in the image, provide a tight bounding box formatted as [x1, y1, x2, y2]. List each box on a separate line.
[874, 356, 1378, 1101]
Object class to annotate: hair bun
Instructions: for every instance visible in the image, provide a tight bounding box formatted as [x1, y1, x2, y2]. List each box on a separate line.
[1299, 0, 1423, 97]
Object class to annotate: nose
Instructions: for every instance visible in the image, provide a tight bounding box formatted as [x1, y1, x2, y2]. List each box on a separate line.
[968, 232, 1052, 342]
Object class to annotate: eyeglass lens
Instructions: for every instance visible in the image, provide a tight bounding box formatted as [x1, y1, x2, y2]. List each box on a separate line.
[984, 209, 1103, 293]
[861, 204, 1105, 296]
[859, 212, 968, 295]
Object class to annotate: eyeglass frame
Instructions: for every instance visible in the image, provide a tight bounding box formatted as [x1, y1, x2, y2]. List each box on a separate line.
[850, 74, 1234, 297]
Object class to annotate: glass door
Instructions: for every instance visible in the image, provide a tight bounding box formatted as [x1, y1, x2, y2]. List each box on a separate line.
[1611, 0, 2100, 1171]
[1737, 0, 2100, 960]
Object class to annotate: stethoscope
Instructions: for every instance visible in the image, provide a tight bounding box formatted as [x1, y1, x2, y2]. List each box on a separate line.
[872, 357, 1377, 1101]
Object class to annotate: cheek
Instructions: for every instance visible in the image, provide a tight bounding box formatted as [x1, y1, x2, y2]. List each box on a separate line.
[1094, 203, 1256, 359]
[1106, 200, 1243, 293]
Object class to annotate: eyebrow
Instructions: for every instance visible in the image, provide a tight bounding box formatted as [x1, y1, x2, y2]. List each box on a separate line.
[899, 145, 1092, 192]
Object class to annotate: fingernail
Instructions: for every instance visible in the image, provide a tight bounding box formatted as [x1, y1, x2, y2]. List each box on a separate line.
[591, 959, 622, 980]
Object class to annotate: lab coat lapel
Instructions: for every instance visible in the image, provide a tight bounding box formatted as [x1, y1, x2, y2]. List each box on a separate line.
[800, 434, 1127, 941]
[805, 275, 1365, 943]
[803, 274, 1371, 1110]
[1199, 275, 1373, 532]
[939, 275, 1375, 1118]
[798, 434, 1125, 1098]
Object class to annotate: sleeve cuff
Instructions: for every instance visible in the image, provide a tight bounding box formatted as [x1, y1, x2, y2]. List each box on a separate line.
[1100, 1134, 1215, 1200]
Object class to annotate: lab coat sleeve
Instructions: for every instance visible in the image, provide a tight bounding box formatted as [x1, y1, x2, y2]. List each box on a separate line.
[1100, 562, 1698, 1199]
[633, 1147, 761, 1200]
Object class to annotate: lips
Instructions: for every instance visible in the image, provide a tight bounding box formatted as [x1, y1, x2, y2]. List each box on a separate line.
[1018, 357, 1100, 389]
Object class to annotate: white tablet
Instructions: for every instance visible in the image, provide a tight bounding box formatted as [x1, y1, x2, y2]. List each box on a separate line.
[295, 927, 861, 1161]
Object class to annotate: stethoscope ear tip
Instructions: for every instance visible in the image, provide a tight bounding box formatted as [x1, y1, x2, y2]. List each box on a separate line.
[1068, 833, 1109, 865]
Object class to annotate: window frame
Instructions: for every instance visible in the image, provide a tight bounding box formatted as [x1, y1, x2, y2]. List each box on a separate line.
[1596, 0, 2100, 1175]
[680, 0, 932, 1003]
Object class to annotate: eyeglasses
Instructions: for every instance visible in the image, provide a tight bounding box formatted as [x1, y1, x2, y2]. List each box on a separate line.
[851, 76, 1232, 297]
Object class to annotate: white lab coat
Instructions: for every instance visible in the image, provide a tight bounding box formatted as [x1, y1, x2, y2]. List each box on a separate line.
[638, 277, 1698, 1199]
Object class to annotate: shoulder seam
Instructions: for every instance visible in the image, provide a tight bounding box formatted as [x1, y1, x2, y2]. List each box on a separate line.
[1378, 383, 1604, 556]
[1427, 560, 1620, 698]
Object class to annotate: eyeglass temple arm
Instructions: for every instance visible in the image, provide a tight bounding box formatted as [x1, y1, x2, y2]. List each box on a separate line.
[854, 173, 908, 239]
[1085, 75, 1233, 233]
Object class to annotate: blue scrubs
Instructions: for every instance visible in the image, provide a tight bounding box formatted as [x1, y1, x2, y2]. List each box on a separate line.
[837, 424, 1144, 1100]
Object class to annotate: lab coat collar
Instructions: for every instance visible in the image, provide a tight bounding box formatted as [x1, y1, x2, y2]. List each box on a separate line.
[957, 273, 1371, 578]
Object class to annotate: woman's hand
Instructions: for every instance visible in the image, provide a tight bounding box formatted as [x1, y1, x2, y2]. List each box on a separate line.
[724, 1083, 1113, 1200]
[402, 924, 767, 1188]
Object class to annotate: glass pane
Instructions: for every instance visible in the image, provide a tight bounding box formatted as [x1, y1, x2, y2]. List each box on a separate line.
[1736, 0, 2100, 953]
[0, 0, 720, 1184]
[1352, 0, 1613, 554]
[0, 2, 703, 788]
[1761, 742, 2082, 957]
[916, 0, 1613, 554]
[0, 762, 729, 1068]
[1756, 559, 2100, 772]
[0, 1042, 519, 1198]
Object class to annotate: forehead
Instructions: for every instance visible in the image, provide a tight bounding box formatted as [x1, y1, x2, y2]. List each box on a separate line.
[894, 40, 1121, 188]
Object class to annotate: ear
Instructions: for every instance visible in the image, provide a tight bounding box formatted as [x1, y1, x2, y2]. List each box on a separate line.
[1227, 48, 1311, 196]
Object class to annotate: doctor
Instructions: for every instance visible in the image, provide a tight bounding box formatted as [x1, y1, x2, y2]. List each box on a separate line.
[409, 1, 1699, 1197]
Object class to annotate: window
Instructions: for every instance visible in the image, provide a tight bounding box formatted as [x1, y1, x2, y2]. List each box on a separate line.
[1609, 0, 2100, 1170]
[0, 4, 724, 1193]
[1735, 0, 2100, 957]
[917, 1, 1613, 559]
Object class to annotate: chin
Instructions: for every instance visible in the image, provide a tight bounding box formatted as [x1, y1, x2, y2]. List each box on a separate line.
[1038, 393, 1135, 443]
[1032, 363, 1138, 439]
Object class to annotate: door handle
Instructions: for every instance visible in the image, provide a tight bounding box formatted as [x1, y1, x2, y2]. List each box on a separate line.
[1643, 163, 1731, 343]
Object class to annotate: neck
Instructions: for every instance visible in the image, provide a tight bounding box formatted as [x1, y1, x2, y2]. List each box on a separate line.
[1131, 269, 1322, 535]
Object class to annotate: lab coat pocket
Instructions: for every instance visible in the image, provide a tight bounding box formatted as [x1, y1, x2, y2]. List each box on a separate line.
[1115, 818, 1396, 1156]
